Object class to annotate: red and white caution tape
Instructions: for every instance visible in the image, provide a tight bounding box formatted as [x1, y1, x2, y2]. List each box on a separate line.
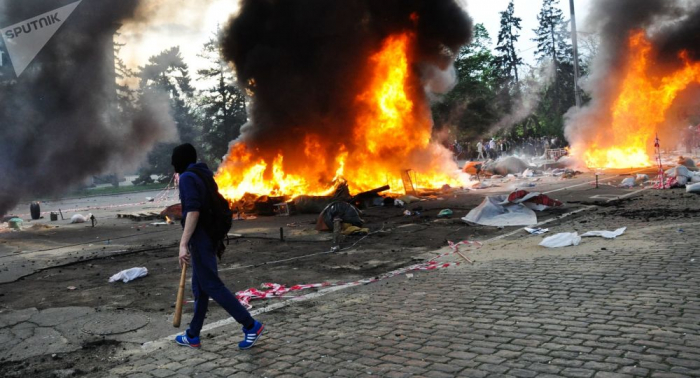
[185, 240, 482, 309]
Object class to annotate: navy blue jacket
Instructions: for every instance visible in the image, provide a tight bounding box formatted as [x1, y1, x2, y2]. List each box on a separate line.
[178, 163, 213, 239]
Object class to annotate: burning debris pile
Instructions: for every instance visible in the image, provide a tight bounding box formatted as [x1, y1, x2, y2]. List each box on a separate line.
[0, 0, 177, 217]
[214, 0, 474, 203]
[565, 0, 700, 169]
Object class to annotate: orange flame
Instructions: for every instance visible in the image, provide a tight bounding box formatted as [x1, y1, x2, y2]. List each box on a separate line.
[582, 31, 700, 168]
[215, 32, 466, 201]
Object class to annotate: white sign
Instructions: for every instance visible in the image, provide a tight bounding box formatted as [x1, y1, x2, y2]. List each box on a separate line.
[0, 0, 81, 77]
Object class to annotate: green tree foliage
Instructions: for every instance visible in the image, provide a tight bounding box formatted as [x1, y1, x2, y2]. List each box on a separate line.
[196, 33, 247, 166]
[432, 24, 499, 140]
[532, 0, 577, 137]
[493, 1, 524, 85]
[136, 47, 198, 182]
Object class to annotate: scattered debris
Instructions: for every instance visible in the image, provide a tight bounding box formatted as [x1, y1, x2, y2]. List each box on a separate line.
[506, 190, 563, 211]
[540, 232, 581, 248]
[29, 223, 57, 230]
[293, 196, 333, 214]
[524, 227, 549, 235]
[8, 218, 23, 230]
[350, 185, 391, 209]
[437, 209, 453, 218]
[316, 202, 364, 231]
[67, 286, 77, 291]
[342, 224, 369, 235]
[118, 212, 162, 221]
[398, 195, 421, 204]
[108, 267, 148, 283]
[581, 227, 626, 239]
[160, 203, 183, 220]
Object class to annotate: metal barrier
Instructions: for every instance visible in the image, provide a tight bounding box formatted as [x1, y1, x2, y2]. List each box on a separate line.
[545, 148, 568, 160]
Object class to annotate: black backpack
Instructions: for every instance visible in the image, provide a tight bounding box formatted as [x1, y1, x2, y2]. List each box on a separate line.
[185, 168, 233, 258]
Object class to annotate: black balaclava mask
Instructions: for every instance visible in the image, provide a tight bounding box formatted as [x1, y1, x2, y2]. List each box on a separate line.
[171, 143, 197, 174]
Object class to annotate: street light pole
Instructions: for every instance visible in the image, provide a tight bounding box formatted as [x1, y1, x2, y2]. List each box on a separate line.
[569, 0, 583, 108]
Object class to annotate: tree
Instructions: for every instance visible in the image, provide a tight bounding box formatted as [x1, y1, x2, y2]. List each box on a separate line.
[532, 0, 578, 138]
[432, 23, 499, 140]
[196, 32, 247, 166]
[114, 39, 137, 128]
[493, 1, 524, 85]
[136, 47, 198, 182]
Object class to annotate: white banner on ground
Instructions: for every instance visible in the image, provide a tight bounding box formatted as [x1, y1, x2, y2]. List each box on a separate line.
[0, 0, 81, 77]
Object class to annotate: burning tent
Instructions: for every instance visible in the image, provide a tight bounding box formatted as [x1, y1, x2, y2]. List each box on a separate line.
[565, 0, 700, 169]
[214, 0, 474, 202]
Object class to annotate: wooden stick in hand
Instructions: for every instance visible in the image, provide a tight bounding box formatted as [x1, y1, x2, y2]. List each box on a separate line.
[173, 264, 187, 327]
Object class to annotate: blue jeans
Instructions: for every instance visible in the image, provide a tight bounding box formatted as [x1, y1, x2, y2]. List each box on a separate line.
[187, 231, 254, 337]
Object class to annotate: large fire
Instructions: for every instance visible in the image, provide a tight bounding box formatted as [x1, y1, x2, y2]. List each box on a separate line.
[582, 31, 700, 168]
[215, 32, 467, 201]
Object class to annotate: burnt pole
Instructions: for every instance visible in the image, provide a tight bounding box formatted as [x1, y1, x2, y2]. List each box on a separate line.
[569, 0, 582, 108]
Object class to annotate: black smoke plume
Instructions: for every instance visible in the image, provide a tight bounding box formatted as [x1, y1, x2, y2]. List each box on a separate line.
[564, 0, 700, 154]
[219, 0, 472, 178]
[0, 0, 176, 216]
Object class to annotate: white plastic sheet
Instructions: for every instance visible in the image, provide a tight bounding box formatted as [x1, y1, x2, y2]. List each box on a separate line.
[539, 232, 581, 248]
[462, 196, 537, 227]
[108, 267, 148, 283]
[581, 227, 626, 239]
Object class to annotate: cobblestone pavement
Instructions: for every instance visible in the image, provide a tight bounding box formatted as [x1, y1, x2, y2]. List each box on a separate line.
[103, 219, 700, 378]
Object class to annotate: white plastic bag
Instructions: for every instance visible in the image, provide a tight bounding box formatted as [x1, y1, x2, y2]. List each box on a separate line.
[522, 168, 534, 178]
[687, 182, 700, 193]
[71, 214, 87, 223]
[581, 227, 626, 239]
[619, 178, 635, 188]
[666, 165, 691, 178]
[539, 232, 581, 248]
[108, 267, 148, 283]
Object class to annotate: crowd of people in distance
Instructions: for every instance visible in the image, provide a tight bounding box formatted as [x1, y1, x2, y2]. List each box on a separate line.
[450, 136, 566, 161]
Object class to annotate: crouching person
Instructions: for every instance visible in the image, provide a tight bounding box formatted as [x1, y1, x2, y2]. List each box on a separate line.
[171, 143, 264, 349]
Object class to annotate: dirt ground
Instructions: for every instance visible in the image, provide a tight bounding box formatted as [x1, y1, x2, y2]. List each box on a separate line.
[2, 166, 700, 377]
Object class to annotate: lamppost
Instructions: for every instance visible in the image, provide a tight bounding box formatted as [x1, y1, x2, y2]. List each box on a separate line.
[569, 0, 583, 108]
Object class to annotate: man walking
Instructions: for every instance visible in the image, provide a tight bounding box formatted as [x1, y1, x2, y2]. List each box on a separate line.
[476, 140, 485, 160]
[171, 143, 264, 350]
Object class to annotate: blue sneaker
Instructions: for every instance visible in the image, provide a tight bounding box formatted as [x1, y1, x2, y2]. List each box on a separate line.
[239, 321, 264, 350]
[175, 331, 201, 349]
